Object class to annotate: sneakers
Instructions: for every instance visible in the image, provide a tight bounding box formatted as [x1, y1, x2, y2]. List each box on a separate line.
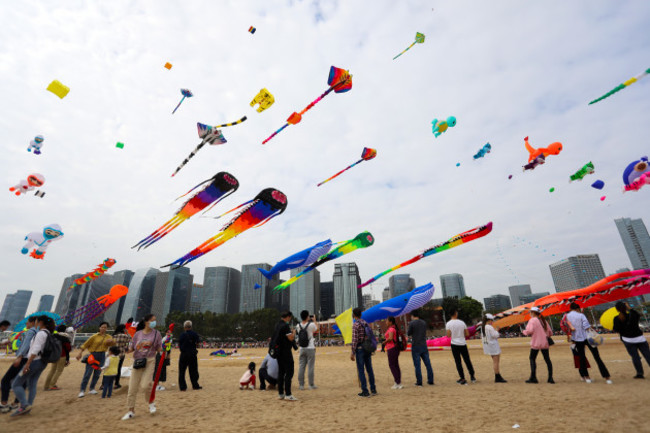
[358, 392, 370, 397]
[278, 394, 285, 400]
[248, 384, 255, 390]
[49, 386, 61, 391]
[192, 386, 203, 390]
[606, 379, 613, 385]
[371, 390, 378, 396]
[149, 403, 156, 414]
[394, 384, 403, 389]
[10, 406, 31, 417]
[495, 374, 507, 383]
[299, 386, 305, 390]
[88, 389, 98, 395]
[633, 374, 644, 379]
[456, 379, 467, 385]
[413, 383, 423, 387]
[0, 404, 11, 414]
[585, 379, 592, 384]
[547, 378, 555, 384]
[391, 383, 399, 389]
[78, 391, 85, 398]
[309, 385, 318, 390]
[525, 378, 538, 384]
[284, 395, 298, 401]
[114, 384, 122, 389]
[121, 411, 135, 420]
[239, 385, 244, 390]
[156, 385, 165, 391]
[470, 377, 477, 383]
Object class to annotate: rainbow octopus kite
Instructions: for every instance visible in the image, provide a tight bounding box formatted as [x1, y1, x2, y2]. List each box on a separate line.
[64, 284, 129, 329]
[134, 172, 239, 250]
[589, 67, 650, 105]
[163, 188, 287, 269]
[393, 32, 425, 60]
[317, 147, 377, 187]
[262, 66, 352, 144]
[358, 222, 493, 289]
[172, 88, 193, 114]
[622, 156, 650, 192]
[522, 136, 563, 171]
[171, 123, 228, 177]
[69, 258, 117, 290]
[274, 231, 374, 291]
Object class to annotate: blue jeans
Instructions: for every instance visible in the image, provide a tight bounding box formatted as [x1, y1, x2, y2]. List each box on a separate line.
[102, 375, 115, 398]
[355, 347, 376, 394]
[11, 359, 47, 408]
[411, 345, 434, 385]
[80, 352, 105, 392]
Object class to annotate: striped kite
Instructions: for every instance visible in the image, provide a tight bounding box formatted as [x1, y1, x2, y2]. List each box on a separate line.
[317, 148, 377, 187]
[69, 259, 117, 290]
[589, 68, 650, 105]
[171, 123, 228, 177]
[393, 32, 425, 60]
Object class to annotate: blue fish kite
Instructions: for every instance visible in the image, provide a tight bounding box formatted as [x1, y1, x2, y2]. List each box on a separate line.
[473, 143, 492, 160]
[254, 283, 261, 290]
[259, 239, 333, 279]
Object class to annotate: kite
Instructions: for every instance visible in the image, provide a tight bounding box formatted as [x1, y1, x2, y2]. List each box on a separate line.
[34, 190, 45, 198]
[549, 187, 555, 193]
[46, 80, 70, 99]
[622, 156, 650, 192]
[27, 135, 44, 155]
[68, 258, 117, 291]
[150, 323, 174, 404]
[589, 67, 650, 105]
[599, 307, 618, 331]
[392, 32, 425, 60]
[600, 196, 607, 201]
[64, 284, 129, 329]
[317, 147, 377, 187]
[473, 143, 491, 160]
[9, 174, 45, 196]
[431, 116, 456, 138]
[13, 312, 63, 333]
[22, 223, 63, 259]
[262, 66, 352, 144]
[273, 231, 374, 291]
[456, 163, 460, 167]
[254, 283, 262, 290]
[116, 142, 124, 149]
[591, 180, 605, 190]
[250, 88, 275, 112]
[171, 123, 228, 177]
[172, 88, 193, 114]
[259, 239, 333, 279]
[164, 62, 172, 70]
[522, 136, 562, 171]
[248, 26, 256, 34]
[508, 175, 513, 180]
[492, 269, 650, 328]
[569, 162, 595, 182]
[358, 222, 493, 289]
[134, 172, 240, 250]
[416, 326, 479, 350]
[163, 188, 288, 269]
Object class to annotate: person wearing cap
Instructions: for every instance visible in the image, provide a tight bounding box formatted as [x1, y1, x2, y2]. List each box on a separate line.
[613, 302, 650, 379]
[522, 307, 554, 384]
[565, 302, 612, 384]
[481, 314, 506, 383]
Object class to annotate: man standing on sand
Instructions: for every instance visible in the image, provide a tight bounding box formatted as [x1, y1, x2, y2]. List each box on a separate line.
[446, 309, 476, 385]
[350, 307, 377, 397]
[408, 310, 434, 386]
[178, 320, 202, 391]
[296, 310, 318, 390]
[273, 311, 297, 401]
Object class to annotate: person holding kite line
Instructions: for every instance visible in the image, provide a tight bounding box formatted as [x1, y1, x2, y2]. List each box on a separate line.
[613, 302, 650, 379]
[566, 302, 612, 384]
[522, 307, 554, 384]
[446, 309, 476, 385]
[481, 314, 507, 383]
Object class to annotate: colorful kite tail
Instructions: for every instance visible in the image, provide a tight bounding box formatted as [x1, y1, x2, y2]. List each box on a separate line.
[172, 97, 187, 115]
[214, 116, 247, 128]
[393, 41, 416, 60]
[133, 215, 186, 250]
[171, 141, 207, 177]
[317, 159, 363, 187]
[262, 123, 290, 144]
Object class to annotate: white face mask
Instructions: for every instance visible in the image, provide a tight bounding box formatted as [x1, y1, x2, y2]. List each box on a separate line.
[149, 321, 157, 328]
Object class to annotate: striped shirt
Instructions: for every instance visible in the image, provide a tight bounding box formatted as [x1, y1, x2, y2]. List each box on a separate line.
[113, 333, 132, 358]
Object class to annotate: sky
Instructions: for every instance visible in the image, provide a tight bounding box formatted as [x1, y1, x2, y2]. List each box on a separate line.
[1, 0, 649, 315]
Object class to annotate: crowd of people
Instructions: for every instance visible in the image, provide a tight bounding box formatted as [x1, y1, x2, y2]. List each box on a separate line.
[1, 301, 649, 418]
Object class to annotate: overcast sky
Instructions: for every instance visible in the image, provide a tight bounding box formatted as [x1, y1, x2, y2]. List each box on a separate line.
[1, 0, 649, 315]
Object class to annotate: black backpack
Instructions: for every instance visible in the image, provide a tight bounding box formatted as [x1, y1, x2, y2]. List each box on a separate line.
[297, 324, 310, 348]
[40, 330, 63, 364]
[268, 322, 282, 359]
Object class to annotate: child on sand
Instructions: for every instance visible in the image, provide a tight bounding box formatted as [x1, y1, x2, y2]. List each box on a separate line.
[101, 346, 121, 398]
[239, 362, 256, 390]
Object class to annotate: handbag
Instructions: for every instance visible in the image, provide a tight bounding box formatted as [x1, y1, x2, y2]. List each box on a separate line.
[133, 358, 147, 369]
[547, 336, 555, 346]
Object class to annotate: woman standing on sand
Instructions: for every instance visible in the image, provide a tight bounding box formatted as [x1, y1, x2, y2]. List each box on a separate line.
[522, 307, 554, 384]
[481, 314, 507, 383]
[76, 321, 114, 398]
[384, 316, 402, 389]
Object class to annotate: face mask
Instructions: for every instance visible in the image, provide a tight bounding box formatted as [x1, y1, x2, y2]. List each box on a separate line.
[149, 321, 157, 328]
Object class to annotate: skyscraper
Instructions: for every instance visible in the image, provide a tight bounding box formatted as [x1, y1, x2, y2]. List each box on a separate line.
[268, 279, 290, 313]
[54, 274, 82, 316]
[103, 269, 134, 326]
[320, 281, 334, 318]
[508, 284, 532, 307]
[188, 284, 203, 313]
[483, 294, 512, 312]
[121, 268, 159, 321]
[520, 292, 550, 304]
[549, 255, 606, 292]
[151, 267, 194, 320]
[0, 294, 15, 322]
[37, 295, 54, 312]
[0, 290, 32, 326]
[382, 287, 390, 302]
[388, 274, 415, 298]
[202, 267, 241, 314]
[240, 264, 279, 313]
[615, 217, 650, 270]
[333, 263, 362, 315]
[440, 273, 466, 299]
[289, 267, 320, 316]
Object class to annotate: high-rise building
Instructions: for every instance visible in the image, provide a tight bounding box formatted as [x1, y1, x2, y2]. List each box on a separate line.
[508, 284, 532, 307]
[615, 217, 650, 270]
[483, 294, 512, 312]
[362, 293, 372, 309]
[54, 274, 113, 327]
[333, 263, 362, 315]
[54, 274, 82, 316]
[0, 290, 32, 326]
[389, 274, 415, 298]
[188, 284, 203, 314]
[151, 267, 194, 320]
[549, 255, 606, 292]
[289, 267, 320, 316]
[37, 294, 55, 312]
[320, 281, 334, 319]
[382, 287, 390, 302]
[268, 279, 290, 313]
[520, 292, 550, 304]
[440, 273, 466, 299]
[103, 270, 134, 326]
[121, 268, 159, 321]
[240, 264, 279, 313]
[202, 267, 241, 314]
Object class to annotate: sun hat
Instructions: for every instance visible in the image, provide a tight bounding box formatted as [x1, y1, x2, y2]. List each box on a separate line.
[530, 307, 541, 313]
[485, 314, 495, 320]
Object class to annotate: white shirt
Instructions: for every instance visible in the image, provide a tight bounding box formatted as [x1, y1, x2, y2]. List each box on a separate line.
[27, 329, 49, 360]
[296, 322, 318, 349]
[446, 319, 467, 346]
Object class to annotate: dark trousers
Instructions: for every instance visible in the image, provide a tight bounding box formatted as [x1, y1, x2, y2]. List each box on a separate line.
[624, 341, 650, 376]
[1, 358, 27, 403]
[387, 347, 401, 384]
[178, 352, 200, 390]
[451, 344, 475, 380]
[259, 367, 277, 390]
[115, 356, 124, 386]
[574, 340, 609, 378]
[153, 353, 167, 382]
[355, 347, 376, 394]
[529, 348, 553, 380]
[277, 353, 294, 396]
[411, 345, 434, 385]
[80, 351, 105, 392]
[101, 375, 115, 398]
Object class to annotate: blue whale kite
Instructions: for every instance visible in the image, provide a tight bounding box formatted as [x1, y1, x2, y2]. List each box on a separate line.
[259, 239, 333, 280]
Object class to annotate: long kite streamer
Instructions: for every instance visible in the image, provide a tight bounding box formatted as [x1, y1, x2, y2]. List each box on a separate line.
[392, 32, 425, 60]
[171, 123, 228, 177]
[163, 188, 287, 269]
[69, 258, 117, 290]
[133, 172, 239, 250]
[172, 88, 193, 114]
[273, 231, 374, 291]
[262, 66, 352, 144]
[589, 67, 650, 105]
[64, 285, 129, 329]
[358, 222, 493, 289]
[317, 147, 377, 187]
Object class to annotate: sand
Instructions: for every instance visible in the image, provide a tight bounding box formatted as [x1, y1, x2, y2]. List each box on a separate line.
[1, 336, 649, 433]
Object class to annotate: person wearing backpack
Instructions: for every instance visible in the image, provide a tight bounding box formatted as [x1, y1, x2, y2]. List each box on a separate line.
[384, 316, 403, 389]
[43, 325, 73, 390]
[296, 310, 318, 391]
[10, 315, 57, 417]
[350, 307, 377, 397]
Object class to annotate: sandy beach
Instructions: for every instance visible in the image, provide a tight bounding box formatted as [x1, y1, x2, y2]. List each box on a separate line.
[2, 336, 649, 432]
